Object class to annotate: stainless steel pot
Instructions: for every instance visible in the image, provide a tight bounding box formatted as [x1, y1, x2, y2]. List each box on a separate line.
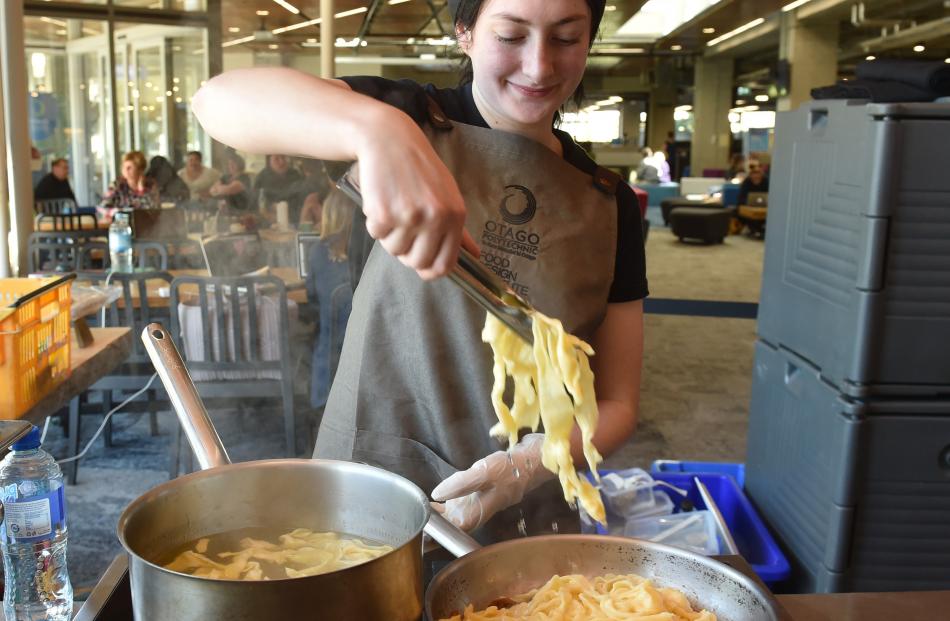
[425, 535, 785, 621]
[118, 323, 477, 621]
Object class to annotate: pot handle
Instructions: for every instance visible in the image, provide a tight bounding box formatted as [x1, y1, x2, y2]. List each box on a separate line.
[142, 323, 231, 470]
[423, 510, 482, 558]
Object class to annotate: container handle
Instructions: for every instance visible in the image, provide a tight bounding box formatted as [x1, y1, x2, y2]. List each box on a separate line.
[423, 510, 482, 558]
[141, 323, 231, 470]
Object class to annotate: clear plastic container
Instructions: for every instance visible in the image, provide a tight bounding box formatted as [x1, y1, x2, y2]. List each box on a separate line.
[624, 510, 720, 556]
[599, 467, 657, 517]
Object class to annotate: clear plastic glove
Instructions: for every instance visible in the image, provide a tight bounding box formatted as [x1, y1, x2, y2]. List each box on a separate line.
[431, 434, 553, 532]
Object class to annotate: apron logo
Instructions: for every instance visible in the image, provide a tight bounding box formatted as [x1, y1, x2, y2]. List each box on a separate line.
[500, 185, 537, 225]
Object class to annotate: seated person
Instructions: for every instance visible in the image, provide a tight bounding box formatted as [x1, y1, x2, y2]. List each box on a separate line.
[727, 153, 747, 182]
[306, 190, 355, 409]
[736, 160, 770, 235]
[209, 152, 252, 212]
[178, 150, 221, 200]
[146, 155, 190, 204]
[98, 151, 157, 222]
[254, 154, 304, 221]
[632, 148, 660, 184]
[298, 192, 323, 231]
[34, 158, 76, 204]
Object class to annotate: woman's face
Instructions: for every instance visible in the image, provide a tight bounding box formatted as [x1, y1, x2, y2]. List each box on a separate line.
[269, 155, 290, 175]
[461, 0, 591, 129]
[122, 160, 141, 184]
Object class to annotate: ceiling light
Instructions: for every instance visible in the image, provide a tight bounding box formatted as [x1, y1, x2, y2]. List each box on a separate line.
[945, 58, 950, 64]
[865, 55, 875, 60]
[702, 27, 715, 34]
[608, 96, 623, 103]
[307, 38, 317, 43]
[389, 0, 412, 4]
[268, 44, 279, 49]
[605, 4, 617, 10]
[336, 7, 369, 18]
[639, 111, 647, 122]
[707, 18, 765, 47]
[675, 104, 693, 111]
[595, 99, 616, 106]
[272, 17, 320, 34]
[228, 26, 240, 33]
[419, 53, 436, 60]
[272, 0, 300, 14]
[913, 44, 925, 52]
[755, 94, 770, 102]
[222, 35, 255, 48]
[782, 0, 813, 12]
[256, 10, 269, 16]
[670, 44, 682, 51]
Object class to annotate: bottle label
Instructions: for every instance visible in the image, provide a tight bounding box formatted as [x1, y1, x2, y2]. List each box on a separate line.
[1, 486, 67, 543]
[109, 230, 132, 253]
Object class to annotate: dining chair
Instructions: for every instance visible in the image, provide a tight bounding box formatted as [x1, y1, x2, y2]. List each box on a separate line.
[169, 274, 295, 474]
[35, 198, 78, 215]
[64, 270, 174, 484]
[35, 212, 98, 232]
[27, 231, 103, 273]
[77, 240, 170, 271]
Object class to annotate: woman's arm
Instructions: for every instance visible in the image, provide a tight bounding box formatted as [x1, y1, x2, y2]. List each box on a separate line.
[191, 67, 475, 278]
[572, 299, 644, 463]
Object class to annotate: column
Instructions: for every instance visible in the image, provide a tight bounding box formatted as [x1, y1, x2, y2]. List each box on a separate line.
[778, 12, 840, 112]
[0, 49, 10, 277]
[320, 0, 335, 79]
[1, 0, 34, 275]
[691, 56, 734, 178]
[647, 60, 676, 153]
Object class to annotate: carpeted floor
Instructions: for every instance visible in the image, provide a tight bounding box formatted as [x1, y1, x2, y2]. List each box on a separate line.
[39, 223, 766, 595]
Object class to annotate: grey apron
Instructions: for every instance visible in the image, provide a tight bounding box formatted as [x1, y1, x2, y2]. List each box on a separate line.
[315, 99, 619, 539]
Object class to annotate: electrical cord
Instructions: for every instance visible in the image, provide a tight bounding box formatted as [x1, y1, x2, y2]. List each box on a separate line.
[56, 373, 158, 466]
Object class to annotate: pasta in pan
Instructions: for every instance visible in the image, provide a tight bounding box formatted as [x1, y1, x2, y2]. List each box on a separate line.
[439, 573, 716, 621]
[483, 311, 606, 524]
[163, 528, 393, 580]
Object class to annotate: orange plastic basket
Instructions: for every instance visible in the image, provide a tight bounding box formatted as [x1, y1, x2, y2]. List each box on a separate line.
[0, 274, 75, 418]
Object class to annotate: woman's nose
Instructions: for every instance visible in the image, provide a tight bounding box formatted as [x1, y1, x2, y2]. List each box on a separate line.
[522, 41, 555, 83]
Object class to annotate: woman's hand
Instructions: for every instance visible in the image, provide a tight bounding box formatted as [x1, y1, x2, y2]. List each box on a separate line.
[354, 108, 478, 280]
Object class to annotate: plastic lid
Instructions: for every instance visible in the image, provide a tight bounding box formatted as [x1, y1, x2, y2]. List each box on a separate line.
[11, 425, 41, 451]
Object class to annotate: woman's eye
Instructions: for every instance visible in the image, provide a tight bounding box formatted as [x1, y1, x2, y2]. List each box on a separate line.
[494, 34, 523, 44]
[554, 37, 581, 46]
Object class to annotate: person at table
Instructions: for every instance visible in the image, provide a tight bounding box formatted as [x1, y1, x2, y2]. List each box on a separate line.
[209, 152, 252, 212]
[98, 151, 157, 222]
[737, 159, 769, 207]
[192, 0, 645, 540]
[726, 153, 747, 182]
[146, 155, 190, 204]
[178, 150, 221, 200]
[306, 189, 356, 410]
[253, 154, 303, 220]
[34, 158, 76, 203]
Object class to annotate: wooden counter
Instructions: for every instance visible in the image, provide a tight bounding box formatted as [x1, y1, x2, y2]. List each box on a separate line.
[777, 591, 950, 620]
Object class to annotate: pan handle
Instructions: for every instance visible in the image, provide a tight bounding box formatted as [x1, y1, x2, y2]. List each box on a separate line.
[423, 510, 482, 558]
[142, 323, 231, 470]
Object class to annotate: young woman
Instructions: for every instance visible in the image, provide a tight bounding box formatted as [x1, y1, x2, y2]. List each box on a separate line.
[192, 0, 646, 538]
[98, 150, 157, 222]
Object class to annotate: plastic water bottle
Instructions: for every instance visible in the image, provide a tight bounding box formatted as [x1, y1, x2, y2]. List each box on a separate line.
[109, 211, 133, 272]
[0, 426, 72, 621]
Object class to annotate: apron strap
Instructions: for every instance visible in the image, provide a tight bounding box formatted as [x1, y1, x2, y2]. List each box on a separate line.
[424, 96, 454, 131]
[591, 166, 622, 196]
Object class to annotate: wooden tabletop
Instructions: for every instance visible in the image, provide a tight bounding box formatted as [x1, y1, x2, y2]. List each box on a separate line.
[777, 591, 950, 620]
[21, 328, 132, 423]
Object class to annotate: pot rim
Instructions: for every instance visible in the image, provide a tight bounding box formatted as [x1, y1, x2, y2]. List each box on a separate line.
[424, 534, 780, 619]
[117, 457, 431, 584]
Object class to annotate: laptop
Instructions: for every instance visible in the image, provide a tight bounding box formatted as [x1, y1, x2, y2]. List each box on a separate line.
[747, 192, 769, 208]
[130, 208, 187, 241]
[199, 234, 268, 278]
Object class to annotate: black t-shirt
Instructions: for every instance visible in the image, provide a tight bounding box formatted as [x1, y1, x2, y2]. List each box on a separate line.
[340, 76, 648, 303]
[34, 173, 76, 202]
[738, 176, 770, 206]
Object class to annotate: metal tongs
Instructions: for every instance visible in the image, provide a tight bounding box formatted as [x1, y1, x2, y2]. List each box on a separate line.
[336, 170, 535, 344]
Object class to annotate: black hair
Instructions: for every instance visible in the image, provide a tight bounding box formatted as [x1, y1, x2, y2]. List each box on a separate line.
[450, 0, 606, 110]
[186, 150, 202, 160]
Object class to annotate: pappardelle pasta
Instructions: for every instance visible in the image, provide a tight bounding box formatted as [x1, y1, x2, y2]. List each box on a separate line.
[163, 528, 393, 580]
[482, 311, 606, 524]
[439, 573, 716, 621]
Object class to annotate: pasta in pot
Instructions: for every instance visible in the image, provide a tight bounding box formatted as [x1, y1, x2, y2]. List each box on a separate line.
[483, 311, 606, 524]
[439, 573, 716, 621]
[163, 528, 393, 580]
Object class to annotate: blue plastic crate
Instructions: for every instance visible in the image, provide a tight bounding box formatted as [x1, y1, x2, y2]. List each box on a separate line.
[650, 460, 746, 488]
[584, 470, 790, 588]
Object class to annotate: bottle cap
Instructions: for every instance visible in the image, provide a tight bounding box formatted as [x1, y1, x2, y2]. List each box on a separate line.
[11, 425, 41, 451]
